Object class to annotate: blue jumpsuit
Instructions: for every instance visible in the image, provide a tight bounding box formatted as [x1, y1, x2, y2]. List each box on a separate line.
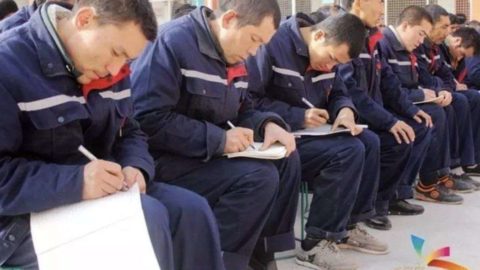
[131, 7, 301, 270]
[0, 8, 223, 270]
[416, 41, 480, 168]
[378, 26, 449, 189]
[338, 28, 432, 215]
[247, 14, 379, 240]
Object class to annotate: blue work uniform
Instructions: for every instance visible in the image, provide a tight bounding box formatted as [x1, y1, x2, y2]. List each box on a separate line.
[247, 13, 379, 241]
[378, 26, 450, 189]
[416, 41, 479, 167]
[0, 4, 35, 33]
[464, 56, 480, 89]
[0, 5, 223, 270]
[131, 7, 301, 270]
[337, 28, 432, 215]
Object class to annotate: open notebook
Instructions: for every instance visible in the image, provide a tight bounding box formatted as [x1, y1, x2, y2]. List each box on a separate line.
[413, 96, 443, 105]
[30, 184, 160, 270]
[224, 142, 287, 160]
[293, 124, 368, 137]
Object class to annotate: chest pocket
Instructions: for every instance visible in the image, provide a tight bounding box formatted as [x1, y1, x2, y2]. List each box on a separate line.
[21, 100, 89, 161]
[271, 74, 304, 104]
[183, 78, 228, 124]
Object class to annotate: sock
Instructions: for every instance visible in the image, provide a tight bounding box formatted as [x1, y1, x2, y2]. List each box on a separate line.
[451, 167, 464, 176]
[301, 235, 322, 251]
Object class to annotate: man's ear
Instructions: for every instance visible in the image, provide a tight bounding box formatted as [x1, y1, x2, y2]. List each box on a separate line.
[74, 7, 97, 29]
[313, 29, 326, 42]
[220, 9, 238, 30]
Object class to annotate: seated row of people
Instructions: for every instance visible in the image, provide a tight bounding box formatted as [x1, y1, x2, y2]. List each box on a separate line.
[1, 0, 479, 270]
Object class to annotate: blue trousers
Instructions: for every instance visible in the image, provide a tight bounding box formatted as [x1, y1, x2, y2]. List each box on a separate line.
[159, 155, 301, 270]
[297, 135, 365, 241]
[457, 90, 480, 164]
[447, 92, 476, 167]
[0, 193, 175, 270]
[373, 115, 432, 214]
[396, 104, 450, 194]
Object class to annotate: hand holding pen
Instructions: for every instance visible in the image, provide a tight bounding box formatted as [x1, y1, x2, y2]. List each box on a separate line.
[78, 145, 129, 200]
[223, 121, 256, 154]
[301, 97, 330, 128]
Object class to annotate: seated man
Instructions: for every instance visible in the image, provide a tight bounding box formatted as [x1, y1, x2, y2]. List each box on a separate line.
[247, 13, 388, 270]
[338, 0, 432, 230]
[131, 1, 301, 269]
[0, 1, 223, 270]
[378, 5, 469, 204]
[462, 21, 480, 91]
[416, 4, 480, 192]
[440, 26, 480, 181]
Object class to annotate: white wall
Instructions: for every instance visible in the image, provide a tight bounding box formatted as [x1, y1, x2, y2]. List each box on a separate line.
[436, 0, 456, 13]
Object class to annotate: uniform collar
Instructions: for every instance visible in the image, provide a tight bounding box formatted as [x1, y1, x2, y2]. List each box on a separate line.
[285, 13, 313, 58]
[29, 3, 76, 78]
[384, 25, 407, 52]
[190, 6, 226, 63]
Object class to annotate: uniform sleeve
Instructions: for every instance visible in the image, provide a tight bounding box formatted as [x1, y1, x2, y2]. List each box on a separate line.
[0, 83, 84, 216]
[337, 62, 398, 131]
[327, 73, 357, 121]
[465, 56, 480, 89]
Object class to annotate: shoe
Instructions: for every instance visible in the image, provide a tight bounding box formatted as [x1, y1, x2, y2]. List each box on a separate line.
[443, 175, 475, 193]
[451, 173, 480, 191]
[388, 199, 424, 216]
[338, 226, 389, 255]
[364, 215, 391, 231]
[296, 240, 358, 270]
[463, 165, 480, 176]
[414, 183, 463, 204]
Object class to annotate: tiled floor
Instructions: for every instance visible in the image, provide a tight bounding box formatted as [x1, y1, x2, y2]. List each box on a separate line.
[276, 177, 480, 270]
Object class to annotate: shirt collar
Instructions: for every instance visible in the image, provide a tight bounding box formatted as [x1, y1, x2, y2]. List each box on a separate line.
[285, 13, 313, 58]
[386, 25, 407, 52]
[190, 6, 226, 63]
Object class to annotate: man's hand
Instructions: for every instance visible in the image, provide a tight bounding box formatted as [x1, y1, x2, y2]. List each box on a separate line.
[332, 108, 363, 136]
[304, 108, 329, 128]
[82, 160, 125, 200]
[389, 120, 415, 144]
[261, 122, 296, 156]
[123, 166, 147, 193]
[456, 80, 468, 91]
[422, 88, 437, 100]
[437, 90, 452, 107]
[224, 127, 254, 153]
[413, 110, 433, 128]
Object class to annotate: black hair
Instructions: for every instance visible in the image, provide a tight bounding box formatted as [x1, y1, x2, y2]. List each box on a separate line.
[396, 5, 433, 27]
[424, 4, 449, 23]
[172, 3, 196, 20]
[73, 0, 157, 41]
[215, 0, 281, 29]
[0, 0, 18, 20]
[310, 4, 346, 23]
[311, 13, 366, 59]
[451, 27, 480, 55]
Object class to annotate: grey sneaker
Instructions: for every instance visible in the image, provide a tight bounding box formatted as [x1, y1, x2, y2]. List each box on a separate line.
[338, 226, 389, 255]
[295, 240, 358, 270]
[444, 175, 475, 193]
[452, 174, 480, 190]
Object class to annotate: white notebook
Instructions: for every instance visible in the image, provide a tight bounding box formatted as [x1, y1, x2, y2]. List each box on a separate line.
[224, 142, 287, 160]
[293, 124, 368, 137]
[413, 96, 443, 105]
[30, 184, 160, 270]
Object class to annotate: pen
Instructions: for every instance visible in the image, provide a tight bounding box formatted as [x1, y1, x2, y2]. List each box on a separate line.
[78, 145, 129, 191]
[226, 121, 256, 150]
[301, 97, 315, 108]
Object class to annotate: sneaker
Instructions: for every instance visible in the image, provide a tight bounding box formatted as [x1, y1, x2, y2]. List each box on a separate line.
[388, 199, 424, 216]
[338, 226, 389, 255]
[444, 175, 475, 193]
[463, 165, 480, 176]
[451, 173, 480, 191]
[414, 183, 463, 204]
[364, 215, 391, 231]
[296, 240, 358, 270]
